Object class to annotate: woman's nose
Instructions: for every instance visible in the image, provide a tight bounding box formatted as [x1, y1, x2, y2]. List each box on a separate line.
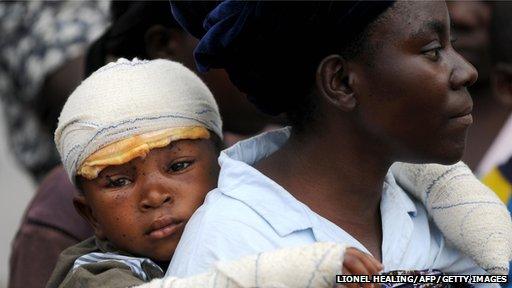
[450, 51, 478, 90]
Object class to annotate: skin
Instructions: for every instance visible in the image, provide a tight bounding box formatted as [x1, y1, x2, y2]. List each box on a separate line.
[255, 1, 477, 265]
[338, 248, 383, 288]
[74, 139, 219, 264]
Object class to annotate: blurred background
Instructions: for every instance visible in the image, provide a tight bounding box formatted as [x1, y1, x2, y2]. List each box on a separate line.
[0, 117, 34, 287]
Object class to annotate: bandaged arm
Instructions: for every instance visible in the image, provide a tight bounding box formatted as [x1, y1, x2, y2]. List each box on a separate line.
[391, 161, 512, 275]
[136, 242, 345, 288]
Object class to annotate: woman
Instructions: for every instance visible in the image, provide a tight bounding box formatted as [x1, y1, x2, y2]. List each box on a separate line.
[167, 0, 488, 281]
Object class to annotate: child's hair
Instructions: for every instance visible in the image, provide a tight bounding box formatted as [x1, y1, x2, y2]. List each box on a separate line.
[55, 58, 223, 184]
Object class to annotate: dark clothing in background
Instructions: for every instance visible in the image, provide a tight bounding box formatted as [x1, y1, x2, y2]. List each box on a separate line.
[8, 166, 93, 288]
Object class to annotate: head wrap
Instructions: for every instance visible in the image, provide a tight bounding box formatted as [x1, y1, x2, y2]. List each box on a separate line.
[55, 58, 222, 183]
[171, 1, 394, 115]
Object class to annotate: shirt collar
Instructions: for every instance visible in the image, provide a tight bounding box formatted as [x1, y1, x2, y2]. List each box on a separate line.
[383, 171, 418, 216]
[218, 127, 313, 237]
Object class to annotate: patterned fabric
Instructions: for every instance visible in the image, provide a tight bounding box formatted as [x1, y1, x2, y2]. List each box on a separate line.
[73, 252, 163, 282]
[379, 270, 473, 288]
[391, 161, 512, 275]
[0, 1, 108, 180]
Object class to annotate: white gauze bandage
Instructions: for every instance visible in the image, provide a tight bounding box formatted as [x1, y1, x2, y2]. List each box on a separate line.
[391, 161, 512, 275]
[55, 58, 222, 183]
[137, 242, 346, 288]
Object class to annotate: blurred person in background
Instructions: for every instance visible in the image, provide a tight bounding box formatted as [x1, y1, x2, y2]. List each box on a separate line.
[0, 1, 108, 182]
[1, 2, 109, 288]
[477, 2, 512, 182]
[457, 2, 512, 286]
[447, 1, 511, 172]
[480, 2, 512, 240]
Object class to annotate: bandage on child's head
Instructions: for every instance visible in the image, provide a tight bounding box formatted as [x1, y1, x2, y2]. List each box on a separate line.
[54, 58, 222, 183]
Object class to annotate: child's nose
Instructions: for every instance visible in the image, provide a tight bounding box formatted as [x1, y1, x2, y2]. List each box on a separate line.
[140, 186, 172, 211]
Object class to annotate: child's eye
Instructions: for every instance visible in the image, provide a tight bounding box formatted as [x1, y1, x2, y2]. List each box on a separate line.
[167, 161, 193, 173]
[106, 176, 132, 188]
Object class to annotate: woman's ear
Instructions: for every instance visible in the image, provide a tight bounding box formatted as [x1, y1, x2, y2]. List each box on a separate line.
[491, 64, 512, 108]
[316, 54, 357, 112]
[73, 195, 106, 239]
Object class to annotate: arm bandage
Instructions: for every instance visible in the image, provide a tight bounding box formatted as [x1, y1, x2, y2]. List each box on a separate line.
[136, 242, 346, 288]
[391, 161, 512, 275]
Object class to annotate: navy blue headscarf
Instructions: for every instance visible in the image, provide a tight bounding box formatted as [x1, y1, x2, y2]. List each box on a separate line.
[171, 1, 394, 115]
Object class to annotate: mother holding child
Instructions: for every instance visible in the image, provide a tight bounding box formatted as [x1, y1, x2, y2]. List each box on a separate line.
[48, 1, 511, 288]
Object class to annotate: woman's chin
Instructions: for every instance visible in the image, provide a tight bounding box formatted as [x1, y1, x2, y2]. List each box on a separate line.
[427, 146, 466, 166]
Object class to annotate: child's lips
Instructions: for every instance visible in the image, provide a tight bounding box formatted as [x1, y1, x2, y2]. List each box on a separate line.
[146, 216, 184, 240]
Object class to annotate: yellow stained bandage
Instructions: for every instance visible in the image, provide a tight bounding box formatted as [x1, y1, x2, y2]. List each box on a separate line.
[482, 167, 512, 204]
[78, 126, 210, 180]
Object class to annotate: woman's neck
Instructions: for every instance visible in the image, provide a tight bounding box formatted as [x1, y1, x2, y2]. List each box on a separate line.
[254, 123, 392, 259]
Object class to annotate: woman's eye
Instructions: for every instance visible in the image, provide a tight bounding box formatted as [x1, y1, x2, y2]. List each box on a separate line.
[168, 161, 193, 173]
[106, 177, 132, 188]
[424, 47, 441, 61]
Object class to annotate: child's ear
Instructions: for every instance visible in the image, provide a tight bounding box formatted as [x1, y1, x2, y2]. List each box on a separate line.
[73, 195, 106, 239]
[491, 64, 512, 108]
[316, 54, 357, 112]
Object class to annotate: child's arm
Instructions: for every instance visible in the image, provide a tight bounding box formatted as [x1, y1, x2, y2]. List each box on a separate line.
[390, 161, 512, 275]
[136, 243, 381, 288]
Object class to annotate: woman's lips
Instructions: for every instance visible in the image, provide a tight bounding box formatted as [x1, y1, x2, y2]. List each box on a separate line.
[451, 113, 473, 126]
[449, 105, 473, 126]
[146, 216, 184, 240]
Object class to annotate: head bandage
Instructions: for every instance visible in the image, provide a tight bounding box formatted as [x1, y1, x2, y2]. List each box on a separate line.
[55, 58, 222, 183]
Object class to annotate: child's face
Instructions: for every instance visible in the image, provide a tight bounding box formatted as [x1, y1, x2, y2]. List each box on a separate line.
[75, 139, 219, 261]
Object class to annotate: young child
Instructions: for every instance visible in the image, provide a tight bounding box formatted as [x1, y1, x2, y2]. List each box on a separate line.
[47, 57, 509, 288]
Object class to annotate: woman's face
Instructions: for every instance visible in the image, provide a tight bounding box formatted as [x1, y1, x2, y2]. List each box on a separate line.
[352, 1, 478, 164]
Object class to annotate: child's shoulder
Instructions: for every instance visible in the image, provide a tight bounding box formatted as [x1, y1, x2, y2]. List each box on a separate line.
[46, 237, 98, 288]
[46, 237, 164, 288]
